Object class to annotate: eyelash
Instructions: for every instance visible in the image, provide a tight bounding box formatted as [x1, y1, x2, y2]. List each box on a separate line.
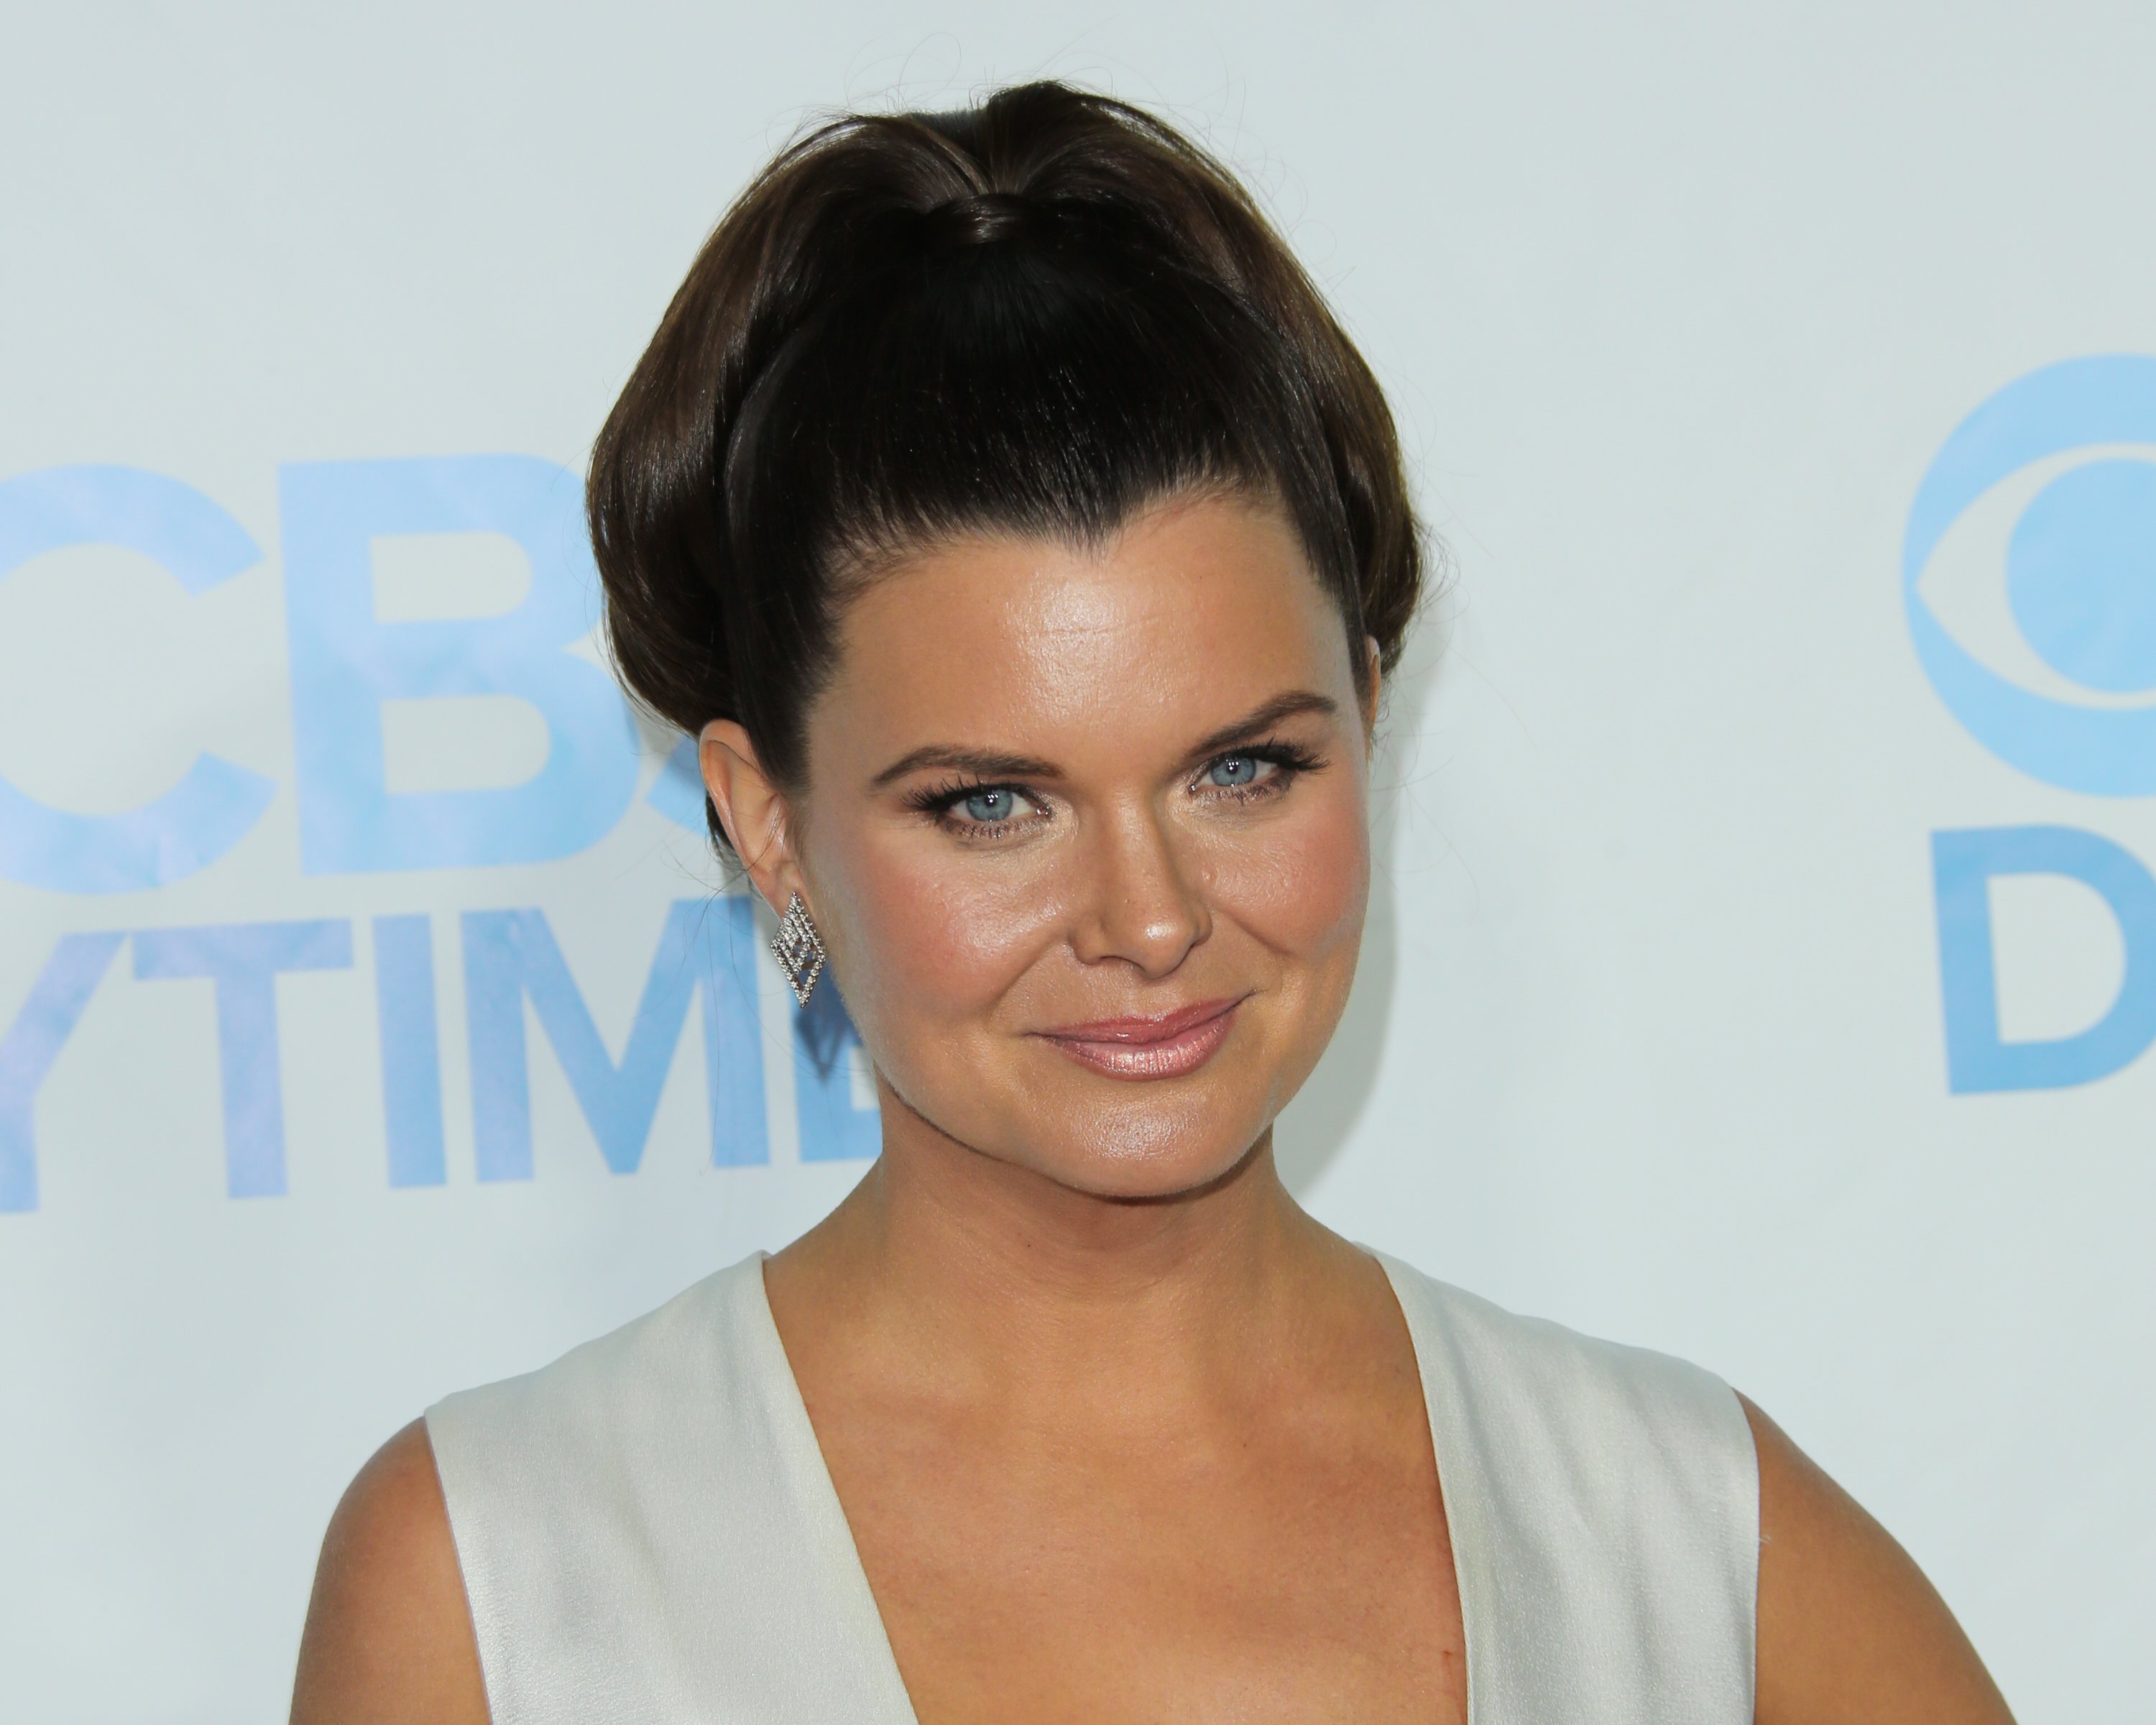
[904, 740, 1329, 840]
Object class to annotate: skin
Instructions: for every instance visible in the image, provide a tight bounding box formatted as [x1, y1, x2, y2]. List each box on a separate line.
[291, 492, 2016, 1724]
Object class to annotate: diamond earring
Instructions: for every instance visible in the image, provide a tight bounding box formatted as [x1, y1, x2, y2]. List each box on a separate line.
[771, 891, 826, 1006]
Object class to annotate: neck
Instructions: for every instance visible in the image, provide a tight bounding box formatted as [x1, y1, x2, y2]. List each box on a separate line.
[770, 1087, 1353, 1406]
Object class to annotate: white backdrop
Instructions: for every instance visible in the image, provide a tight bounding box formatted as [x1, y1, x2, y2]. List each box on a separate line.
[4, 4, 2149, 1718]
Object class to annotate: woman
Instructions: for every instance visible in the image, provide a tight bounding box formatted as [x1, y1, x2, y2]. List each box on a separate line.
[292, 82, 2013, 1724]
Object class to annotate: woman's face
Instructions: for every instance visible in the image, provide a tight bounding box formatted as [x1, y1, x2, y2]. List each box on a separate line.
[736, 492, 1377, 1201]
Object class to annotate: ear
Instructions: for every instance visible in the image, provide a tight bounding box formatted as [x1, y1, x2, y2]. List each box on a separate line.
[699, 719, 803, 918]
[1359, 635, 1383, 744]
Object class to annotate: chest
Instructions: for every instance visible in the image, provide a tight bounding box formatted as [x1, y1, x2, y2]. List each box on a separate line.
[812, 1394, 1468, 1725]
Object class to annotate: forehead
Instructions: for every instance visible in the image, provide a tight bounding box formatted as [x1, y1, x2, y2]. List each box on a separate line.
[817, 495, 1352, 765]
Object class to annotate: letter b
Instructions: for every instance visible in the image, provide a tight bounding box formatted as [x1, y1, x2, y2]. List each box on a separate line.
[282, 456, 637, 873]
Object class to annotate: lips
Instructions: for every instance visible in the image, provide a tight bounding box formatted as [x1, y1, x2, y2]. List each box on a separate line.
[1034, 995, 1246, 1080]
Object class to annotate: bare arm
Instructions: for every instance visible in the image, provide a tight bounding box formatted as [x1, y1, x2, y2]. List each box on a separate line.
[1742, 1394, 2014, 1725]
[290, 1420, 490, 1725]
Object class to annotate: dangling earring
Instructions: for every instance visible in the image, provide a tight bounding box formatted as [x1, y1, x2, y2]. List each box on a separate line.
[771, 891, 826, 1006]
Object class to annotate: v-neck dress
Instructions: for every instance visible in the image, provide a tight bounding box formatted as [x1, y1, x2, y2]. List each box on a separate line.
[425, 1253, 1757, 1724]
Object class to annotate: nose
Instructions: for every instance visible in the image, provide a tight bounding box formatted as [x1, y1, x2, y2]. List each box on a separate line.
[1069, 801, 1212, 977]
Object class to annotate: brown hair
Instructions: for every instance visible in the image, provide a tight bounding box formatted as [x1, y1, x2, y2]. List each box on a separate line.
[590, 80, 1424, 855]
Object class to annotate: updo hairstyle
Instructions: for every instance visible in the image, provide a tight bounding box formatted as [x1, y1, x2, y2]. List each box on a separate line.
[590, 80, 1424, 857]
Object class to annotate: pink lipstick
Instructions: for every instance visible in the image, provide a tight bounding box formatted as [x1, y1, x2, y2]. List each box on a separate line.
[1035, 995, 1246, 1080]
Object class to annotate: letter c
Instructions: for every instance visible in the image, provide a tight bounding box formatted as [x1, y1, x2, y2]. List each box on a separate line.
[0, 466, 276, 893]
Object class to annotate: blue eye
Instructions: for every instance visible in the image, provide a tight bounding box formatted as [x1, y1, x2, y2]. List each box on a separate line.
[1207, 755, 1262, 787]
[962, 788, 1018, 822]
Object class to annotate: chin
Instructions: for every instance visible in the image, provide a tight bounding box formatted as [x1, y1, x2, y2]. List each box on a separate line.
[1018, 1094, 1272, 1202]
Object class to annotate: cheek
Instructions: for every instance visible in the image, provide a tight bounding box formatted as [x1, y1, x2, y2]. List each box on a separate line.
[819, 833, 1063, 1031]
[1210, 782, 1371, 968]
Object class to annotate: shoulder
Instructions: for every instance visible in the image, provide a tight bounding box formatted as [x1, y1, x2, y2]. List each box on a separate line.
[1378, 1253, 1756, 1481]
[290, 1420, 487, 1725]
[395, 1254, 916, 1721]
[291, 1262, 755, 1724]
[413, 1256, 810, 1712]
[1742, 1397, 2015, 1724]
[423, 1256, 760, 1493]
[1373, 1256, 1759, 1715]
[1383, 1259, 2016, 1720]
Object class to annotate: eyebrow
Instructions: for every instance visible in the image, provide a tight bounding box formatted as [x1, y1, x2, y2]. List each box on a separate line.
[867, 689, 1342, 791]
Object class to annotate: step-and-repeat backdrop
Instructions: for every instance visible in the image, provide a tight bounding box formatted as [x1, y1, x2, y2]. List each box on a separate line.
[4, 4, 2146, 1717]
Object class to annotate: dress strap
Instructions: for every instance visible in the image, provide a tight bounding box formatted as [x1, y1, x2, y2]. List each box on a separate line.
[1376, 1254, 1759, 1724]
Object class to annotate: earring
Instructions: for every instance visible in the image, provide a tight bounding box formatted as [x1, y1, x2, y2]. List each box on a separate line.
[771, 891, 826, 1006]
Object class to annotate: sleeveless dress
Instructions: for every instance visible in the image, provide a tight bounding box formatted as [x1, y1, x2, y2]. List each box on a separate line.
[425, 1251, 1759, 1723]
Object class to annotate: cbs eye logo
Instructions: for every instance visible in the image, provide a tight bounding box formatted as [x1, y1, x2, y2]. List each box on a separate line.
[1905, 354, 2156, 791]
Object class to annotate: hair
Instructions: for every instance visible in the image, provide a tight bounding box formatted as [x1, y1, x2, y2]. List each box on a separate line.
[591, 79, 1425, 857]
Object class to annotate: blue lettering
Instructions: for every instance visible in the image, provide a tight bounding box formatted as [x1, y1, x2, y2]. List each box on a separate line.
[373, 915, 446, 1188]
[132, 920, 355, 1196]
[0, 466, 275, 892]
[648, 735, 710, 834]
[0, 933, 126, 1212]
[1932, 824, 2156, 1092]
[281, 456, 638, 873]
[794, 982, 880, 1162]
[462, 896, 766, 1179]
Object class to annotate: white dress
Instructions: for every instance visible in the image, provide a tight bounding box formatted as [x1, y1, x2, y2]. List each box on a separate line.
[425, 1252, 1758, 1723]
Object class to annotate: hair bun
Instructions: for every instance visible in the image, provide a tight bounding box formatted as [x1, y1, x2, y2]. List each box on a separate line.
[589, 80, 1425, 862]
